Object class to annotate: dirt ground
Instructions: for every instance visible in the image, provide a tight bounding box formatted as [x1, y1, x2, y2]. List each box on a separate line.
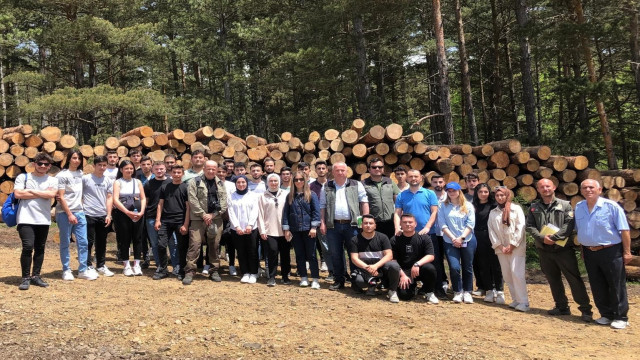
[0, 225, 638, 360]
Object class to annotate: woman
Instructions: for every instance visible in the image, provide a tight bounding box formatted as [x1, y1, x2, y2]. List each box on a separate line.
[282, 171, 321, 289]
[472, 183, 504, 304]
[257, 174, 291, 286]
[228, 175, 259, 284]
[113, 160, 147, 276]
[488, 186, 529, 312]
[437, 182, 476, 304]
[56, 150, 97, 281]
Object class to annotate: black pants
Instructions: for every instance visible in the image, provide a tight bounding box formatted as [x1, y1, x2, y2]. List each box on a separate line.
[475, 229, 503, 291]
[352, 260, 401, 292]
[263, 235, 291, 279]
[86, 215, 110, 269]
[113, 210, 144, 261]
[177, 228, 189, 277]
[235, 230, 258, 275]
[433, 236, 449, 289]
[18, 224, 49, 278]
[583, 244, 627, 321]
[376, 219, 396, 240]
[538, 248, 592, 313]
[398, 263, 437, 301]
[158, 222, 186, 274]
[223, 229, 236, 267]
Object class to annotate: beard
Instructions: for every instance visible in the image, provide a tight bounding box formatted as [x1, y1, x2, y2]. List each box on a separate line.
[434, 186, 443, 191]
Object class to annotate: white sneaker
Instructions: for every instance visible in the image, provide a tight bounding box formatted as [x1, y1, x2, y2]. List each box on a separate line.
[97, 266, 115, 277]
[442, 281, 449, 293]
[495, 291, 506, 305]
[123, 267, 134, 277]
[248, 274, 258, 284]
[595, 317, 612, 325]
[471, 289, 485, 296]
[311, 279, 321, 289]
[452, 292, 463, 303]
[133, 264, 143, 276]
[515, 303, 530, 312]
[484, 290, 495, 303]
[611, 320, 629, 330]
[463, 292, 474, 304]
[509, 301, 519, 309]
[426, 292, 439, 304]
[86, 267, 100, 278]
[62, 270, 75, 281]
[202, 265, 211, 275]
[300, 277, 309, 287]
[229, 266, 238, 276]
[77, 270, 98, 280]
[320, 262, 328, 272]
[240, 274, 250, 283]
[388, 290, 399, 303]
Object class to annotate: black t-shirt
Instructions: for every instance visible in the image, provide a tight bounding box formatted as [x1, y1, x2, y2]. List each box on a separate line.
[347, 232, 391, 265]
[474, 201, 496, 232]
[205, 178, 219, 213]
[159, 182, 188, 224]
[144, 178, 170, 217]
[390, 233, 434, 269]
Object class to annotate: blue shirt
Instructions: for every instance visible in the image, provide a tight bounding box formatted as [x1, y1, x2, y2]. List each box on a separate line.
[394, 187, 439, 232]
[437, 202, 476, 244]
[575, 197, 629, 246]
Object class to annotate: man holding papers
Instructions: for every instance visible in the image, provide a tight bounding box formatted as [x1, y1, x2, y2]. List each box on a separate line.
[526, 179, 593, 322]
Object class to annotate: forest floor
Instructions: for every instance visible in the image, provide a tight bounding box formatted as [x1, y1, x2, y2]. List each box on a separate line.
[0, 225, 638, 360]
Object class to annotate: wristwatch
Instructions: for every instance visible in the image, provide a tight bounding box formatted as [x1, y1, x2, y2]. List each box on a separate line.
[461, 236, 466, 241]
[413, 262, 420, 267]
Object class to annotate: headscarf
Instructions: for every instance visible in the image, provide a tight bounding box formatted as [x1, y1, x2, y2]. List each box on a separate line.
[234, 175, 249, 195]
[495, 186, 512, 226]
[266, 173, 281, 192]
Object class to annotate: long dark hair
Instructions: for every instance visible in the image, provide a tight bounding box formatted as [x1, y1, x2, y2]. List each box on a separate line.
[288, 171, 311, 204]
[62, 149, 83, 170]
[472, 183, 495, 208]
[116, 160, 135, 179]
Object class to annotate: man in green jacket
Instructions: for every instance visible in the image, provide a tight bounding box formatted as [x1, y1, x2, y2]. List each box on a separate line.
[363, 158, 399, 239]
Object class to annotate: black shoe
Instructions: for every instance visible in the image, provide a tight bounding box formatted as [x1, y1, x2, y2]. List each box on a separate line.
[329, 282, 345, 291]
[548, 307, 571, 316]
[30, 276, 49, 288]
[434, 290, 447, 299]
[172, 266, 180, 276]
[281, 277, 292, 285]
[581, 313, 593, 322]
[141, 260, 150, 269]
[153, 271, 169, 280]
[18, 278, 30, 290]
[210, 271, 222, 282]
[182, 273, 193, 285]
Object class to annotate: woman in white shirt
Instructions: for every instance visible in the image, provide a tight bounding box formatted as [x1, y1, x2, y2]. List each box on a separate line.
[257, 174, 290, 286]
[487, 186, 529, 312]
[228, 175, 259, 284]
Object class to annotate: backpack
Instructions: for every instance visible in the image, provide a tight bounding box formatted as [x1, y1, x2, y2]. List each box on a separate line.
[2, 173, 28, 227]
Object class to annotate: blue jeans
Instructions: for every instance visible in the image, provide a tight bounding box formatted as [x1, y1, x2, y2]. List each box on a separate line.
[317, 232, 333, 272]
[444, 237, 477, 293]
[326, 223, 358, 284]
[56, 211, 89, 272]
[292, 231, 319, 279]
[147, 218, 178, 268]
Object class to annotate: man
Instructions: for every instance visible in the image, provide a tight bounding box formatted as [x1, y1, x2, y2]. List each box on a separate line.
[104, 150, 119, 181]
[164, 154, 177, 173]
[184, 160, 228, 285]
[248, 163, 266, 194]
[182, 149, 205, 182]
[137, 156, 154, 185]
[464, 173, 479, 202]
[280, 166, 292, 192]
[15, 153, 58, 290]
[575, 179, 632, 330]
[320, 162, 369, 290]
[347, 215, 400, 302]
[153, 166, 190, 280]
[217, 165, 237, 276]
[129, 149, 142, 171]
[83, 155, 115, 277]
[233, 162, 247, 179]
[298, 161, 315, 182]
[526, 179, 592, 322]
[363, 157, 399, 239]
[393, 165, 409, 192]
[224, 159, 235, 181]
[393, 169, 438, 237]
[143, 162, 170, 271]
[429, 173, 449, 298]
[263, 157, 276, 180]
[390, 213, 438, 304]
[310, 160, 332, 277]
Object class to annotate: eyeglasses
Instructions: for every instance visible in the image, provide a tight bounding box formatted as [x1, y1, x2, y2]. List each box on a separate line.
[274, 198, 278, 208]
[494, 186, 507, 191]
[370, 166, 384, 170]
[36, 162, 51, 167]
[293, 178, 305, 183]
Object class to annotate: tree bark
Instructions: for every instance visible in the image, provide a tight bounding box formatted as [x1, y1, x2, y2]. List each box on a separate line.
[489, 0, 503, 140]
[353, 15, 372, 122]
[433, 0, 455, 144]
[455, 0, 479, 145]
[630, 4, 640, 105]
[514, 0, 538, 143]
[0, 46, 6, 128]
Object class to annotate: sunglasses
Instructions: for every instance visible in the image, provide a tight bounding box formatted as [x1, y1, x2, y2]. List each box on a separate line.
[370, 165, 384, 169]
[494, 186, 508, 191]
[293, 178, 305, 183]
[36, 162, 51, 167]
[274, 198, 278, 208]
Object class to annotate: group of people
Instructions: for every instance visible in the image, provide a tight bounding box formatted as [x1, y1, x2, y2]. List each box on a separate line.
[14, 151, 632, 330]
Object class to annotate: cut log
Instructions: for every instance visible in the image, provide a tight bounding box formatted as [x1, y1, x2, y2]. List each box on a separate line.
[234, 152, 248, 163]
[24, 135, 43, 148]
[341, 129, 359, 145]
[487, 179, 500, 189]
[116, 146, 129, 158]
[557, 169, 577, 183]
[317, 150, 331, 161]
[330, 139, 344, 152]
[194, 126, 214, 140]
[246, 135, 267, 149]
[247, 147, 268, 161]
[576, 168, 602, 183]
[354, 162, 368, 175]
[119, 136, 141, 148]
[222, 146, 236, 159]
[413, 143, 428, 155]
[79, 145, 94, 158]
[317, 140, 330, 151]
[622, 188, 638, 202]
[423, 151, 439, 161]
[429, 158, 454, 174]
[285, 151, 302, 164]
[213, 128, 244, 144]
[570, 195, 584, 208]
[472, 144, 494, 157]
[402, 132, 425, 145]
[141, 137, 155, 148]
[487, 139, 521, 154]
[149, 150, 166, 162]
[456, 163, 473, 177]
[600, 169, 640, 185]
[0, 180, 13, 194]
[521, 158, 540, 172]
[605, 188, 622, 202]
[510, 151, 531, 164]
[517, 186, 537, 202]
[153, 132, 169, 146]
[384, 153, 398, 165]
[288, 137, 303, 151]
[549, 176, 559, 187]
[9, 144, 24, 156]
[303, 141, 316, 154]
[626, 265, 640, 279]
[266, 142, 290, 153]
[14, 155, 29, 167]
[558, 182, 579, 196]
[534, 166, 553, 179]
[330, 152, 346, 165]
[628, 211, 640, 229]
[488, 151, 510, 169]
[303, 153, 316, 164]
[3, 124, 33, 135]
[24, 146, 39, 159]
[308, 131, 321, 143]
[352, 144, 368, 159]
[503, 176, 517, 189]
[409, 157, 425, 171]
[491, 169, 507, 181]
[477, 170, 490, 183]
[523, 145, 552, 161]
[324, 129, 340, 141]
[449, 154, 464, 167]
[543, 156, 568, 172]
[3, 132, 24, 145]
[622, 199, 637, 212]
[517, 174, 534, 186]
[392, 140, 410, 154]
[40, 126, 62, 142]
[476, 159, 488, 170]
[182, 133, 196, 145]
[93, 145, 106, 156]
[371, 143, 390, 156]
[444, 172, 460, 183]
[280, 132, 293, 142]
[0, 153, 13, 166]
[443, 144, 472, 155]
[0, 139, 8, 153]
[122, 126, 153, 138]
[463, 154, 477, 166]
[168, 129, 185, 140]
[601, 176, 625, 189]
[269, 149, 283, 161]
[565, 155, 589, 171]
[426, 146, 451, 159]
[385, 123, 403, 141]
[505, 164, 520, 177]
[351, 118, 366, 134]
[358, 125, 385, 145]
[104, 137, 119, 150]
[5, 164, 21, 178]
[190, 142, 208, 154]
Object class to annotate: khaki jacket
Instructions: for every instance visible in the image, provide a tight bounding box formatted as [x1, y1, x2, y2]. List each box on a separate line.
[187, 175, 227, 221]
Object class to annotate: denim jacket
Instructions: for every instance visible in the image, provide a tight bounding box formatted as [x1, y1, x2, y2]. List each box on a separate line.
[282, 192, 320, 232]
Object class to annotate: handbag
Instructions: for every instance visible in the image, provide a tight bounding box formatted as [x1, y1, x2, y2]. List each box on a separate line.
[119, 178, 142, 211]
[2, 173, 28, 227]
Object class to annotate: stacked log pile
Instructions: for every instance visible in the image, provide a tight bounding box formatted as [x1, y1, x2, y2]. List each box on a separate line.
[1, 120, 640, 275]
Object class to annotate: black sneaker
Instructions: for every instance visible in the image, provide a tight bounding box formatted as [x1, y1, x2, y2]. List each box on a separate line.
[329, 282, 345, 291]
[182, 273, 193, 285]
[30, 276, 49, 288]
[18, 278, 30, 290]
[548, 307, 571, 316]
[281, 277, 292, 285]
[581, 312, 593, 322]
[153, 271, 169, 280]
[141, 260, 150, 269]
[210, 271, 222, 282]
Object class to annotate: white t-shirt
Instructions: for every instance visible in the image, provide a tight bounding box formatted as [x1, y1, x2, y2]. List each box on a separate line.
[104, 167, 118, 181]
[55, 169, 84, 213]
[248, 180, 266, 194]
[16, 173, 58, 225]
[82, 174, 114, 217]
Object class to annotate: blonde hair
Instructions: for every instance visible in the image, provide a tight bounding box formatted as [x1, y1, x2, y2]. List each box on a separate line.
[445, 189, 470, 214]
[288, 171, 311, 204]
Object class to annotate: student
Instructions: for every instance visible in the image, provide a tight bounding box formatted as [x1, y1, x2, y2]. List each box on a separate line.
[143, 162, 169, 269]
[104, 150, 119, 181]
[393, 166, 409, 192]
[280, 167, 292, 193]
[83, 155, 115, 277]
[164, 154, 177, 178]
[129, 149, 142, 171]
[228, 175, 259, 283]
[137, 156, 154, 185]
[113, 160, 147, 276]
[248, 163, 266, 194]
[15, 153, 58, 290]
[218, 166, 238, 276]
[309, 160, 332, 279]
[182, 149, 205, 182]
[257, 174, 290, 286]
[224, 159, 235, 181]
[56, 150, 97, 281]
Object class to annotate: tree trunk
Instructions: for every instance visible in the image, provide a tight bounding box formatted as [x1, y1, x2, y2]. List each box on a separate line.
[489, 0, 503, 140]
[630, 5, 640, 105]
[514, 0, 538, 143]
[0, 46, 6, 128]
[433, 0, 455, 144]
[455, 0, 479, 145]
[503, 29, 519, 137]
[353, 15, 372, 121]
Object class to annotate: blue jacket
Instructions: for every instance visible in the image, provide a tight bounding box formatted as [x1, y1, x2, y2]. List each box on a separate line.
[282, 192, 321, 232]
